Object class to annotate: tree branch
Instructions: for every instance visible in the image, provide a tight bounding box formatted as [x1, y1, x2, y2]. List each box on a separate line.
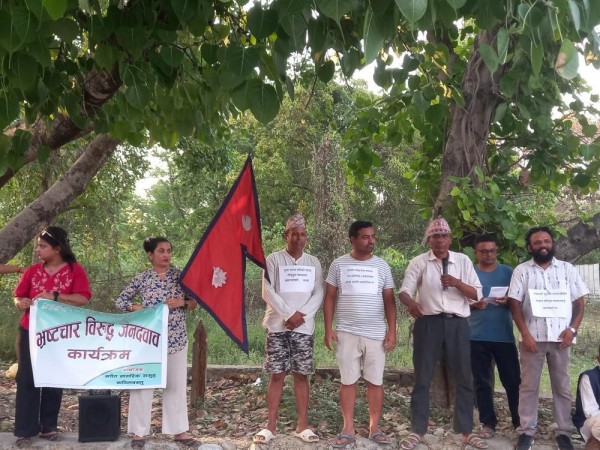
[0, 134, 121, 262]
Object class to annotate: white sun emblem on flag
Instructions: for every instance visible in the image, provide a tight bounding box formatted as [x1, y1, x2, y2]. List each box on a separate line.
[242, 215, 252, 231]
[212, 267, 227, 288]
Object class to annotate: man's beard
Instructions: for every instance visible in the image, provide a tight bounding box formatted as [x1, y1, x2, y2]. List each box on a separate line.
[531, 246, 555, 264]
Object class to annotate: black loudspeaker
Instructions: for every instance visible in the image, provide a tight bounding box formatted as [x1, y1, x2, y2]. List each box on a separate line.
[78, 394, 121, 442]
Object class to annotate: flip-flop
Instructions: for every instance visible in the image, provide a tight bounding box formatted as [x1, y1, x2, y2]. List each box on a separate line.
[479, 427, 495, 439]
[369, 431, 391, 445]
[400, 433, 424, 450]
[293, 429, 319, 443]
[332, 433, 355, 448]
[174, 437, 199, 447]
[464, 433, 489, 449]
[253, 428, 275, 444]
[39, 432, 63, 442]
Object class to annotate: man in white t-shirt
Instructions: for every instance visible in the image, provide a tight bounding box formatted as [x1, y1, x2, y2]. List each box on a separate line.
[324, 220, 397, 448]
[254, 214, 324, 445]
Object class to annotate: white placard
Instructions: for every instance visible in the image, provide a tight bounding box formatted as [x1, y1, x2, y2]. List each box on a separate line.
[340, 265, 379, 295]
[529, 288, 571, 318]
[279, 266, 315, 293]
[484, 286, 509, 304]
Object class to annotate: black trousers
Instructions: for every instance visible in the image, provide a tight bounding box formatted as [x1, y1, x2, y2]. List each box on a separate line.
[411, 314, 474, 435]
[470, 340, 521, 429]
[14, 326, 63, 438]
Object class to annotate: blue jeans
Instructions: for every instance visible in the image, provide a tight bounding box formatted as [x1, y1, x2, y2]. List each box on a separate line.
[470, 340, 521, 429]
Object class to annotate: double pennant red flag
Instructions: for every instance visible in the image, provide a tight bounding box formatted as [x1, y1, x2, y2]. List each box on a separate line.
[180, 156, 266, 353]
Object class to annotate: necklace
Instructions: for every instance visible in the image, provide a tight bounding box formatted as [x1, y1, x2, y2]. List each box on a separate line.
[154, 270, 168, 275]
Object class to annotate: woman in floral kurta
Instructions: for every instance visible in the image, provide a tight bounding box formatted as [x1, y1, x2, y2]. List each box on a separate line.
[116, 237, 197, 448]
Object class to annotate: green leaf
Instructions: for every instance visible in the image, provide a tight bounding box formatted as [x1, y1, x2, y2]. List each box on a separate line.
[280, 14, 308, 50]
[317, 60, 335, 82]
[231, 81, 252, 111]
[224, 46, 261, 79]
[315, 0, 354, 23]
[9, 52, 39, 90]
[48, 18, 79, 43]
[496, 27, 509, 64]
[285, 75, 295, 100]
[248, 79, 280, 124]
[12, 6, 39, 45]
[582, 124, 597, 138]
[247, 6, 279, 40]
[479, 43, 498, 74]
[494, 102, 507, 123]
[125, 85, 151, 110]
[446, 0, 466, 9]
[394, 0, 427, 23]
[95, 44, 117, 71]
[115, 26, 149, 58]
[530, 42, 543, 75]
[572, 173, 591, 187]
[37, 144, 51, 163]
[273, 0, 311, 17]
[201, 44, 219, 64]
[568, 0, 581, 31]
[172, 0, 199, 23]
[42, 0, 67, 20]
[159, 46, 185, 67]
[0, 11, 23, 52]
[555, 39, 579, 80]
[462, 208, 471, 221]
[340, 48, 361, 77]
[308, 18, 328, 54]
[363, 6, 385, 65]
[0, 95, 20, 129]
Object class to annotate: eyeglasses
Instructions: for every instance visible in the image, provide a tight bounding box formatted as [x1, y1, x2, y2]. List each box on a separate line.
[476, 249, 498, 255]
[41, 229, 55, 240]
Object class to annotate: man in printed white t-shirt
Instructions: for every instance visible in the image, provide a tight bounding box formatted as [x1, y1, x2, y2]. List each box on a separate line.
[254, 214, 324, 445]
[324, 220, 397, 448]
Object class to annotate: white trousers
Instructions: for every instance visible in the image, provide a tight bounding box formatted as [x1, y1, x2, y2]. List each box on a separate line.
[127, 344, 189, 436]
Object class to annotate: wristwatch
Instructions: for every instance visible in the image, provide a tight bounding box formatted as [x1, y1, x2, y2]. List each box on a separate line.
[53, 290, 59, 302]
[568, 326, 578, 337]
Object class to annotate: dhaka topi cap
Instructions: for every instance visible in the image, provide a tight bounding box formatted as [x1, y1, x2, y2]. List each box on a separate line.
[285, 213, 306, 231]
[426, 215, 451, 238]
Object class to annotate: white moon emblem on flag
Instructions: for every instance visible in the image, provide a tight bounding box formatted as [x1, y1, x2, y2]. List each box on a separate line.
[212, 267, 227, 288]
[242, 215, 252, 231]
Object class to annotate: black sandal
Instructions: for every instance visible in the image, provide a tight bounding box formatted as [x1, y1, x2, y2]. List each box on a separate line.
[15, 437, 32, 448]
[131, 438, 146, 448]
[39, 432, 63, 441]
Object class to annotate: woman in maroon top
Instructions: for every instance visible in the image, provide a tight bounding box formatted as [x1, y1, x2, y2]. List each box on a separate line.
[13, 226, 92, 448]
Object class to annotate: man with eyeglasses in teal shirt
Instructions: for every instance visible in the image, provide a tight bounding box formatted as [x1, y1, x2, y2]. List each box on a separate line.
[470, 234, 520, 438]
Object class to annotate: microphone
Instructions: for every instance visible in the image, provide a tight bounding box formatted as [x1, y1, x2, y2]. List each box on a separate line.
[442, 257, 448, 291]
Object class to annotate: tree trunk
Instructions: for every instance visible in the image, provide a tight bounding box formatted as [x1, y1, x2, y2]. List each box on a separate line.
[310, 136, 350, 268]
[555, 212, 600, 262]
[0, 134, 119, 262]
[435, 26, 504, 212]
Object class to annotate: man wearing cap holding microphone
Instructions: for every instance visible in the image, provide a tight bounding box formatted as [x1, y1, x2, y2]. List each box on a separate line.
[399, 216, 487, 450]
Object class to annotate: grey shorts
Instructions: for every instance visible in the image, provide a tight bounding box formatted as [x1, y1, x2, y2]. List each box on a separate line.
[263, 331, 314, 375]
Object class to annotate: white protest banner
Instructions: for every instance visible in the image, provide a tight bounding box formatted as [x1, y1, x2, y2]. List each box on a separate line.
[340, 265, 379, 295]
[29, 300, 168, 389]
[278, 266, 315, 293]
[529, 289, 571, 318]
